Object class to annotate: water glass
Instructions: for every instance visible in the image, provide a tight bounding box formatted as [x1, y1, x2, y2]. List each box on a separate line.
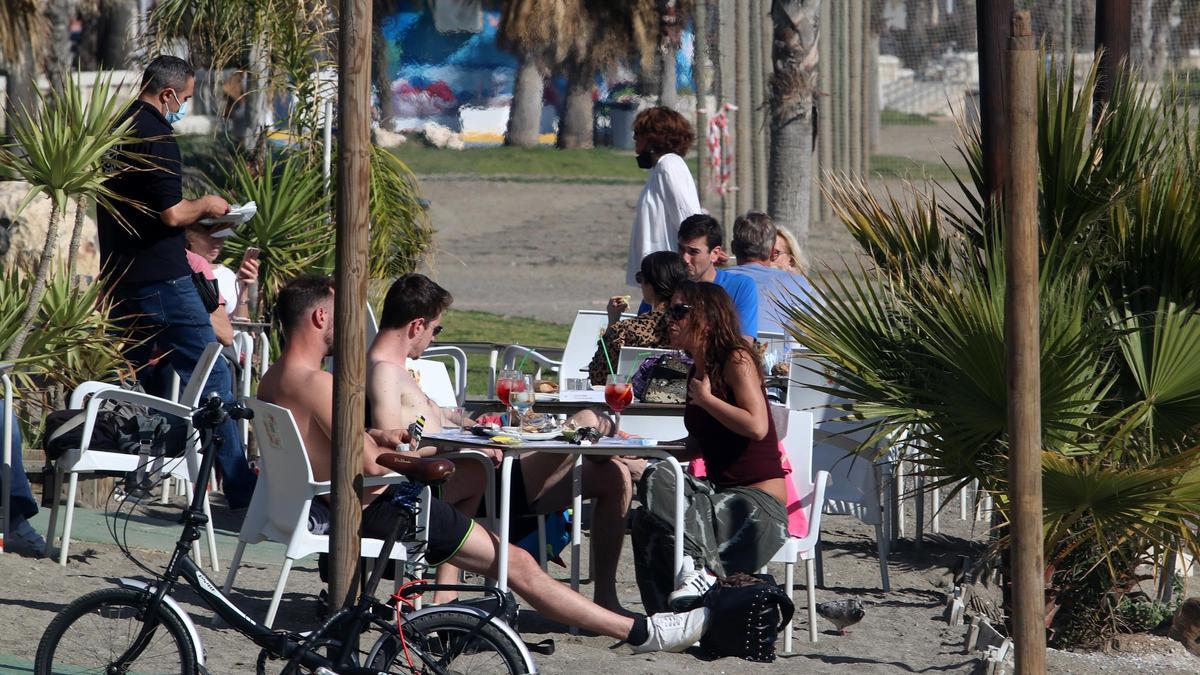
[442, 406, 468, 433]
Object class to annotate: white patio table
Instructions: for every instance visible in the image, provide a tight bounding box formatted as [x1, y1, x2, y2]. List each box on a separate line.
[419, 430, 687, 597]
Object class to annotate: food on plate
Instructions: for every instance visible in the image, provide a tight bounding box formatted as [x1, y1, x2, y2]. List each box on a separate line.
[521, 413, 559, 434]
[535, 379, 559, 393]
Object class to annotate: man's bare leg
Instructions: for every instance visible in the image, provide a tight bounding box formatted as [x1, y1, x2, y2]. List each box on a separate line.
[450, 524, 635, 640]
[533, 457, 633, 614]
[431, 458, 487, 603]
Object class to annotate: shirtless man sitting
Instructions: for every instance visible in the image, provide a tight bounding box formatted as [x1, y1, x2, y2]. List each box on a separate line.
[256, 274, 706, 653]
[366, 273, 636, 613]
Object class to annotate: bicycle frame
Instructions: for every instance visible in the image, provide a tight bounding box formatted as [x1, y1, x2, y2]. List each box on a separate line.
[106, 399, 515, 675]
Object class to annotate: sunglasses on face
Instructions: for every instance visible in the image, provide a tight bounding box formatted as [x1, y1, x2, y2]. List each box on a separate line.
[635, 271, 645, 284]
[770, 248, 785, 261]
[667, 303, 691, 321]
[432, 324, 444, 336]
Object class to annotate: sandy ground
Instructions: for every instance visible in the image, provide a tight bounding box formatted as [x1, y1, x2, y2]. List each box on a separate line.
[1, 490, 1196, 674]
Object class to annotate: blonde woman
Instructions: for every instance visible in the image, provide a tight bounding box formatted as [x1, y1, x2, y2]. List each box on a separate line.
[770, 226, 806, 274]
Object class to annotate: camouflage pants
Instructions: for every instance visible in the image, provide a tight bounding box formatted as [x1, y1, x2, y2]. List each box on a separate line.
[631, 463, 788, 614]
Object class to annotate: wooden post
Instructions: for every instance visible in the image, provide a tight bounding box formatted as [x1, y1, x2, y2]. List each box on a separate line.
[735, 0, 752, 217]
[1094, 0, 1131, 122]
[849, 0, 864, 175]
[977, 0, 1013, 208]
[329, 0, 372, 613]
[695, 0, 709, 210]
[1004, 10, 1046, 675]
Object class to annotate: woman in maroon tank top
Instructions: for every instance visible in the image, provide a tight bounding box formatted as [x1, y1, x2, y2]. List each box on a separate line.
[631, 281, 789, 614]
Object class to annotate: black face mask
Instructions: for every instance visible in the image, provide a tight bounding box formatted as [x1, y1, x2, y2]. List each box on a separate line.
[636, 151, 655, 170]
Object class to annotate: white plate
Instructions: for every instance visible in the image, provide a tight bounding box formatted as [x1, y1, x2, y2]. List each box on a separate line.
[498, 426, 563, 441]
[534, 393, 558, 402]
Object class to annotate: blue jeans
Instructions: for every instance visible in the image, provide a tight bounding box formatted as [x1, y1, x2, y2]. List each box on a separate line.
[2, 410, 38, 523]
[110, 276, 256, 509]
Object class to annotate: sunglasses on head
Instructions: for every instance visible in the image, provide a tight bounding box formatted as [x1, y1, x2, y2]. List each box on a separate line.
[635, 271, 645, 284]
[667, 303, 691, 320]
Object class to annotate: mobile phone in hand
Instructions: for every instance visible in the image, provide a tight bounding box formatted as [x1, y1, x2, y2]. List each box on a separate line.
[408, 415, 426, 449]
[242, 247, 261, 263]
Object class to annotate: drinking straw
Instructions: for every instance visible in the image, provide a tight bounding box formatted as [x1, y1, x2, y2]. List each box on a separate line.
[516, 349, 531, 373]
[599, 335, 616, 375]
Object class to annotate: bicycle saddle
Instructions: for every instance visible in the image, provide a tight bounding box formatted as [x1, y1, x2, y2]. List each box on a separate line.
[377, 453, 456, 485]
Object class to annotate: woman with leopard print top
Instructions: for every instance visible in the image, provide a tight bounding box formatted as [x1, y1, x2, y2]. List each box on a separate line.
[589, 252, 688, 384]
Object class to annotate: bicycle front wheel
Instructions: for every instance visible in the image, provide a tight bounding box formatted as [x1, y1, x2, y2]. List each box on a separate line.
[369, 610, 531, 674]
[35, 587, 198, 675]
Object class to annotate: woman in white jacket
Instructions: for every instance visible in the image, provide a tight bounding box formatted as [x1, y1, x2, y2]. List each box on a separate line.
[625, 107, 703, 289]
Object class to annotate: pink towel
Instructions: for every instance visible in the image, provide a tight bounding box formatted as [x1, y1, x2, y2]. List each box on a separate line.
[687, 442, 809, 539]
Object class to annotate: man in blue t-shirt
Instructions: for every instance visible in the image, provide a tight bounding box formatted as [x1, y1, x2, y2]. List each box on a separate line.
[724, 211, 812, 340]
[675, 214, 758, 339]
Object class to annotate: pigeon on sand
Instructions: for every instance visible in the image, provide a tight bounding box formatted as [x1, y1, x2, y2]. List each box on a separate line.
[816, 599, 866, 635]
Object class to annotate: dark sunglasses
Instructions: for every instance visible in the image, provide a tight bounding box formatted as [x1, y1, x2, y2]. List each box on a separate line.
[432, 324, 444, 336]
[667, 303, 691, 321]
[635, 271, 645, 284]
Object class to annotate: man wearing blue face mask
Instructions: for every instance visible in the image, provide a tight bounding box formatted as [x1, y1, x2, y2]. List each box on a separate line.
[98, 55, 258, 510]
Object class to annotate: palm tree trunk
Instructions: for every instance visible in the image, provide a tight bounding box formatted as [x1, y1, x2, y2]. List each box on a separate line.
[659, 44, 678, 109]
[241, 35, 272, 152]
[45, 0, 76, 93]
[505, 53, 544, 147]
[5, 41, 38, 135]
[372, 9, 398, 130]
[98, 0, 137, 68]
[66, 196, 86, 290]
[3, 203, 62, 361]
[557, 57, 594, 149]
[767, 0, 820, 248]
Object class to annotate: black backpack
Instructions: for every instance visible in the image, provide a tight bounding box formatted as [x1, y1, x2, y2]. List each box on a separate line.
[43, 402, 188, 462]
[699, 572, 795, 662]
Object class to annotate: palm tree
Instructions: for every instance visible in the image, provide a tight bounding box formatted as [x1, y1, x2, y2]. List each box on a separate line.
[767, 0, 821, 248]
[556, 0, 657, 149]
[0, 72, 141, 361]
[785, 59, 1200, 646]
[498, 0, 577, 146]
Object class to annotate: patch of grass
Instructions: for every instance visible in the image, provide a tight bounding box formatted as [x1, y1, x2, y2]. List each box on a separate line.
[434, 309, 571, 397]
[869, 154, 959, 182]
[880, 109, 937, 126]
[390, 144, 697, 183]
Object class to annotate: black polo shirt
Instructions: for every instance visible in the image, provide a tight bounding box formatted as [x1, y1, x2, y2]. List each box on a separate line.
[98, 100, 189, 286]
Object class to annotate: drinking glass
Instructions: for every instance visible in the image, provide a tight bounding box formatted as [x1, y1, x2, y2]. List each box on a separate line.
[442, 406, 468, 433]
[605, 373, 634, 436]
[508, 375, 536, 426]
[496, 369, 521, 405]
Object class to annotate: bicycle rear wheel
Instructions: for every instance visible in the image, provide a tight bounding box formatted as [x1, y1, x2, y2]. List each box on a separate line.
[368, 610, 530, 674]
[35, 587, 197, 675]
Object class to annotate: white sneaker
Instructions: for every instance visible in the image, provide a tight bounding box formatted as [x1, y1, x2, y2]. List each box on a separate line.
[667, 567, 717, 610]
[9, 518, 46, 556]
[631, 607, 709, 654]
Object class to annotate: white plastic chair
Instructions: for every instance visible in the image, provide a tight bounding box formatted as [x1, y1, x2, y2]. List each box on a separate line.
[421, 346, 468, 406]
[1, 362, 14, 549]
[788, 351, 893, 591]
[768, 409, 831, 649]
[223, 399, 431, 628]
[44, 347, 224, 570]
[408, 355, 465, 409]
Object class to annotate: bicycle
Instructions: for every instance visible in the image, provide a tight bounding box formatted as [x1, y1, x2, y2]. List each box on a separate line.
[34, 395, 537, 674]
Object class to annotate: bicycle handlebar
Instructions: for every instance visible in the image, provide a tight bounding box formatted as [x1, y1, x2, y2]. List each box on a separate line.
[191, 395, 254, 431]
